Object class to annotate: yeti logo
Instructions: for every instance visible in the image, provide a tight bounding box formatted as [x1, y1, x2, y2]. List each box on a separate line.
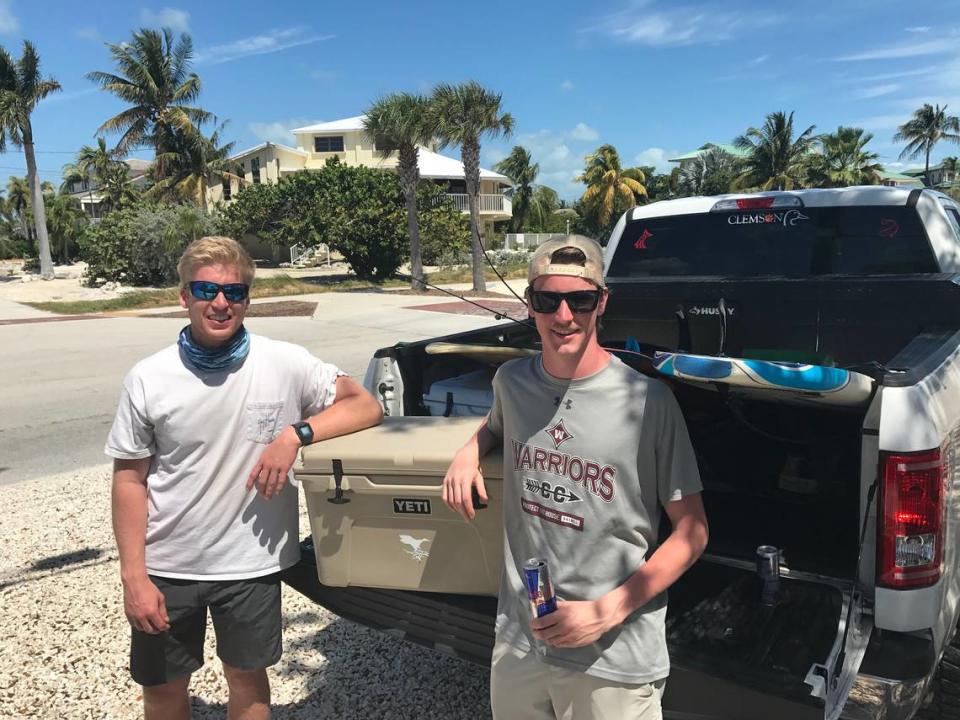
[399, 534, 430, 562]
[546, 419, 573, 449]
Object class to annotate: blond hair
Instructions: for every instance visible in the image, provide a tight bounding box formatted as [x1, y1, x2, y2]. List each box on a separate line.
[177, 236, 256, 286]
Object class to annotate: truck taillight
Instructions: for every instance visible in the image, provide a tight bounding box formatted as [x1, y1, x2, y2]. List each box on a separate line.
[877, 449, 946, 589]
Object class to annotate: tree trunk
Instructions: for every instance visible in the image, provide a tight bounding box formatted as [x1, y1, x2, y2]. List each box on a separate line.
[24, 135, 54, 279]
[398, 145, 423, 291]
[462, 139, 485, 292]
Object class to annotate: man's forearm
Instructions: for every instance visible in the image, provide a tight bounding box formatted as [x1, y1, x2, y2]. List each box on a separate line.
[604, 499, 709, 624]
[304, 391, 383, 442]
[112, 459, 152, 582]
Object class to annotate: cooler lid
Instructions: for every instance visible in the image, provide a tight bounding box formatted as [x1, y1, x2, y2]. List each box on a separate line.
[299, 415, 504, 478]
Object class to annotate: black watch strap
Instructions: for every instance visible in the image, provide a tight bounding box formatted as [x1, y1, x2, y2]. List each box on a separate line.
[292, 421, 314, 446]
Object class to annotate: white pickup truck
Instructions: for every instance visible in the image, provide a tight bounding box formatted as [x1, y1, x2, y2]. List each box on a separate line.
[286, 186, 960, 720]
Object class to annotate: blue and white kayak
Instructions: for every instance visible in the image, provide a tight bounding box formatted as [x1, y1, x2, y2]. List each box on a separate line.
[652, 352, 875, 407]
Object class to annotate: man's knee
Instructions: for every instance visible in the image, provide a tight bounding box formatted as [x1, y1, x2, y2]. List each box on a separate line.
[222, 663, 270, 697]
[143, 675, 191, 718]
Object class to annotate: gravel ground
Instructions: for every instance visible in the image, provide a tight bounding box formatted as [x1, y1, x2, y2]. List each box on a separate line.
[0, 466, 491, 719]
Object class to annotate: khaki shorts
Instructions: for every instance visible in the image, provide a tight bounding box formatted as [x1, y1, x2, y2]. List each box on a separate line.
[490, 640, 666, 720]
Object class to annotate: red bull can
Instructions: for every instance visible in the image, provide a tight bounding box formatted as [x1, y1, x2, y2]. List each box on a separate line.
[523, 558, 557, 618]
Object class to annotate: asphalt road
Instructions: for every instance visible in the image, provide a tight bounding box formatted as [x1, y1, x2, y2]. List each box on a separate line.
[0, 291, 512, 484]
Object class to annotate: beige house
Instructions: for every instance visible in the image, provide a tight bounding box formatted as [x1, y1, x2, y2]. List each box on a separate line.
[207, 115, 512, 239]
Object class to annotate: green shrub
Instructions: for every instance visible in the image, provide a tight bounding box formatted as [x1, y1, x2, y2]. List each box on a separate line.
[79, 203, 219, 286]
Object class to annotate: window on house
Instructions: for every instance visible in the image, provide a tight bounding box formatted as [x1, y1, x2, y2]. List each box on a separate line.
[314, 135, 345, 153]
[251, 157, 261, 184]
[222, 177, 231, 201]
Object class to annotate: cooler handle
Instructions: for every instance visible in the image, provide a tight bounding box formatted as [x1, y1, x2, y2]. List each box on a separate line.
[328, 459, 350, 504]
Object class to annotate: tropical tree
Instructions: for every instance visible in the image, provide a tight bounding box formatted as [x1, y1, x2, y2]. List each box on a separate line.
[60, 138, 126, 218]
[494, 145, 539, 233]
[86, 27, 212, 178]
[529, 184, 561, 231]
[943, 156, 959, 184]
[734, 111, 817, 191]
[894, 104, 960, 187]
[577, 144, 647, 229]
[6, 174, 29, 241]
[45, 191, 87, 263]
[148, 121, 240, 211]
[430, 81, 514, 291]
[806, 126, 882, 187]
[363, 92, 433, 289]
[99, 162, 142, 211]
[679, 147, 742, 196]
[0, 42, 61, 278]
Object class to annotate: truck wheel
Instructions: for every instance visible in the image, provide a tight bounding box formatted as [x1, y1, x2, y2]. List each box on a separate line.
[918, 639, 960, 719]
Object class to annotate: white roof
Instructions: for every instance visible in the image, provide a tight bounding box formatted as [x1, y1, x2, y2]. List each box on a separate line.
[417, 148, 509, 184]
[292, 115, 367, 134]
[229, 141, 309, 161]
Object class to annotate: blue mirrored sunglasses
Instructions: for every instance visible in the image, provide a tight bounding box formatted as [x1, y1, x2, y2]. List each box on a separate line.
[188, 280, 250, 302]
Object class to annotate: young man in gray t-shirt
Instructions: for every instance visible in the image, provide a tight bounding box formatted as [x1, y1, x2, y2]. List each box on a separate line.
[444, 235, 708, 719]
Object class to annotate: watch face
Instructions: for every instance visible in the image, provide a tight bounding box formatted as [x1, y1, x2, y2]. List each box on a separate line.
[295, 422, 313, 444]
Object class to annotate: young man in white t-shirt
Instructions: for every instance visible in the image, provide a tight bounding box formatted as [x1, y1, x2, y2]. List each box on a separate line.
[106, 236, 382, 720]
[443, 236, 708, 719]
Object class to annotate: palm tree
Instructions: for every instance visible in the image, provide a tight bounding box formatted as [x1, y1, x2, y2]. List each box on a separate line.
[6, 175, 29, 241]
[942, 156, 959, 185]
[86, 27, 212, 178]
[807, 126, 883, 187]
[734, 111, 817, 191]
[99, 162, 141, 210]
[430, 81, 514, 291]
[494, 145, 540, 233]
[60, 138, 125, 218]
[46, 191, 87, 263]
[894, 104, 960, 187]
[0, 42, 61, 278]
[679, 146, 741, 196]
[363, 92, 432, 289]
[577, 144, 647, 228]
[529, 184, 560, 231]
[148, 121, 240, 212]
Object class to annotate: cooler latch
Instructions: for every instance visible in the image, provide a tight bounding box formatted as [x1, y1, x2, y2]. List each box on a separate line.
[328, 459, 350, 504]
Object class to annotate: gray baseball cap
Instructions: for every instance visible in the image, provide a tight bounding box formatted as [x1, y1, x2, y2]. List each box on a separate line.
[527, 235, 605, 288]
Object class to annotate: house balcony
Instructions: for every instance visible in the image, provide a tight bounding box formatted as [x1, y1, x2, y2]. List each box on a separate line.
[445, 193, 512, 217]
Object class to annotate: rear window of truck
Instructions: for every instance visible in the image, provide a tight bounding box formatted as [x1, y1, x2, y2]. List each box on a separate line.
[608, 206, 937, 278]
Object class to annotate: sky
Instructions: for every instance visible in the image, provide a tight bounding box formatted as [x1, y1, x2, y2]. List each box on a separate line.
[5, 0, 960, 200]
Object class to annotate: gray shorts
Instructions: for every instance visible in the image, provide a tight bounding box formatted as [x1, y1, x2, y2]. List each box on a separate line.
[130, 573, 282, 687]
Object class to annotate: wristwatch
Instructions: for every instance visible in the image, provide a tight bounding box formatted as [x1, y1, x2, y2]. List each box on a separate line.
[292, 421, 314, 446]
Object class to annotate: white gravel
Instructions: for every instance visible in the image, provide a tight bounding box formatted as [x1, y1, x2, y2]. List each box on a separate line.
[0, 466, 491, 719]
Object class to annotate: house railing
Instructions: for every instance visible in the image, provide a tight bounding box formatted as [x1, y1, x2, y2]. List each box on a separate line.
[445, 193, 511, 214]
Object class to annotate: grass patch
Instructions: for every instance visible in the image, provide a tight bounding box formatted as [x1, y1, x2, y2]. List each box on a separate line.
[425, 264, 528, 286]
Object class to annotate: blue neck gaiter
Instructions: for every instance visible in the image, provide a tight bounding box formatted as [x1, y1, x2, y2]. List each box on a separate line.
[178, 325, 250, 373]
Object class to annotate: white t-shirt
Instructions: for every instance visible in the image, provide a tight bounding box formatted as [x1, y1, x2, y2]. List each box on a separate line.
[105, 333, 343, 580]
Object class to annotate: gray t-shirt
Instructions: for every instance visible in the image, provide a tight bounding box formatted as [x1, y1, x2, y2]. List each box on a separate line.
[487, 354, 702, 684]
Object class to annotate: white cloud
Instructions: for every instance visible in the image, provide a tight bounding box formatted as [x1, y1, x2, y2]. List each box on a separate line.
[906, 26, 931, 33]
[834, 38, 954, 61]
[747, 54, 770, 67]
[633, 147, 678, 174]
[844, 66, 937, 83]
[567, 122, 599, 142]
[196, 28, 335, 65]
[589, 3, 782, 47]
[851, 113, 910, 132]
[247, 117, 319, 146]
[140, 7, 190, 32]
[44, 87, 99, 105]
[854, 83, 902, 99]
[0, 0, 18, 34]
[560, 79, 574, 91]
[75, 25, 99, 41]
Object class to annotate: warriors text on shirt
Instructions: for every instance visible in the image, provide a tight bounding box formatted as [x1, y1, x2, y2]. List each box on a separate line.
[511, 438, 617, 503]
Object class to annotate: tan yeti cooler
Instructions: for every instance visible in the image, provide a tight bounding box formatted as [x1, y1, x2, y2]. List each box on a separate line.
[297, 416, 504, 596]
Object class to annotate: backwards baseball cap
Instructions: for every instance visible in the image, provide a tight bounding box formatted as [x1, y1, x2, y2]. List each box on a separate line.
[528, 235, 605, 288]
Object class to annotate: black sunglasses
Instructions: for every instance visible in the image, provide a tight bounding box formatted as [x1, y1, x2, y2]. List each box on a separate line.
[528, 289, 602, 314]
[188, 280, 250, 302]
